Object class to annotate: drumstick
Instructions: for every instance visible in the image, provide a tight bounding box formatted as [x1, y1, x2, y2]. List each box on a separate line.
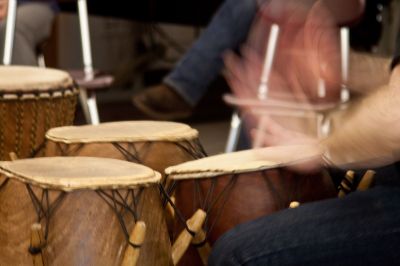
[30, 223, 46, 266]
[191, 228, 212, 266]
[121, 221, 146, 266]
[357, 170, 375, 191]
[171, 209, 207, 265]
[258, 24, 280, 100]
[166, 196, 176, 221]
[9, 152, 18, 161]
[338, 170, 354, 198]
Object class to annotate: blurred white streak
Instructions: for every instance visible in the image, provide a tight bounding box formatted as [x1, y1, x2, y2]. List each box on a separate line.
[340, 27, 350, 103]
[318, 78, 326, 98]
[258, 24, 280, 100]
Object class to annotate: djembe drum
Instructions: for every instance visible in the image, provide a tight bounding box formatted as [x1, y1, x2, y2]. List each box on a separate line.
[43, 121, 206, 175]
[0, 156, 172, 265]
[163, 145, 337, 265]
[0, 66, 78, 160]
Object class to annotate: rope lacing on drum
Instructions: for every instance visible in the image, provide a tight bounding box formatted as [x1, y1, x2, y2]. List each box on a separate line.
[0, 177, 9, 191]
[0, 101, 5, 159]
[29, 141, 47, 158]
[338, 173, 354, 195]
[25, 185, 66, 253]
[15, 99, 24, 157]
[161, 174, 238, 244]
[112, 142, 143, 163]
[96, 188, 144, 248]
[175, 140, 208, 159]
[29, 93, 40, 158]
[201, 175, 238, 243]
[56, 142, 85, 156]
[262, 170, 287, 210]
[44, 92, 53, 134]
[158, 182, 196, 237]
[67, 83, 79, 125]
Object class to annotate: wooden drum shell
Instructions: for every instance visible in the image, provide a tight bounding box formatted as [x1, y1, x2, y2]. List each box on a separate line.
[0, 176, 168, 265]
[0, 91, 78, 161]
[172, 168, 336, 265]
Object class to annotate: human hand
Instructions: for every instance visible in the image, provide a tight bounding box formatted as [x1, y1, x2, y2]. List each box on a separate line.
[224, 0, 344, 105]
[389, 64, 400, 89]
[248, 113, 317, 147]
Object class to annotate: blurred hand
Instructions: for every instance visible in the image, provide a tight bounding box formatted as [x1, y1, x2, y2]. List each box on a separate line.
[224, 0, 343, 104]
[389, 64, 400, 89]
[250, 114, 318, 147]
[0, 0, 8, 20]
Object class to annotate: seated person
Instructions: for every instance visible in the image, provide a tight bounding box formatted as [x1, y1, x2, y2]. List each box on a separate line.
[209, 0, 400, 265]
[132, 0, 259, 120]
[0, 0, 58, 65]
[132, 0, 387, 120]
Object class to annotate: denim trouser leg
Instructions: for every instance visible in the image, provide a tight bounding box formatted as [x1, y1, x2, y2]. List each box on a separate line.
[164, 0, 258, 106]
[209, 186, 400, 266]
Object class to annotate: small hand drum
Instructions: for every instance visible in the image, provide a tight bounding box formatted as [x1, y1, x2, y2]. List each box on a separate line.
[0, 66, 78, 160]
[44, 121, 206, 175]
[163, 145, 337, 265]
[0, 156, 170, 265]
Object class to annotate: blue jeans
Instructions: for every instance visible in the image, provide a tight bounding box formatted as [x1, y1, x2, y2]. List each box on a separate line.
[163, 0, 258, 106]
[209, 182, 400, 265]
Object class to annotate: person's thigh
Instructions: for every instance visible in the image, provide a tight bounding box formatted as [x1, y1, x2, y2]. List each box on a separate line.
[15, 2, 55, 45]
[209, 186, 400, 266]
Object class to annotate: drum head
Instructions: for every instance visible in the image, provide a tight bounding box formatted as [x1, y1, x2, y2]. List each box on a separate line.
[0, 66, 73, 92]
[166, 145, 321, 179]
[46, 121, 199, 143]
[0, 157, 161, 191]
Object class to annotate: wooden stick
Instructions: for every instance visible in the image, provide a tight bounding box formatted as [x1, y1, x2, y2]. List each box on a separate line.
[121, 221, 146, 266]
[357, 170, 375, 191]
[166, 196, 176, 221]
[171, 209, 207, 265]
[9, 152, 18, 161]
[191, 228, 211, 266]
[30, 223, 45, 266]
[289, 201, 300, 208]
[338, 170, 354, 198]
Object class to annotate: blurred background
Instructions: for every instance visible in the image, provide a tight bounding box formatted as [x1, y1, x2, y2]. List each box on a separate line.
[40, 0, 400, 154]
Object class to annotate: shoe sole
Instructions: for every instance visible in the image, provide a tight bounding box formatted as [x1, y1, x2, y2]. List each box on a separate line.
[132, 97, 192, 121]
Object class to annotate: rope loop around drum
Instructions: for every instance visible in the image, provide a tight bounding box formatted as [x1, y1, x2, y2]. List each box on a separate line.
[0, 102, 5, 159]
[96, 188, 144, 249]
[25, 185, 66, 242]
[0, 177, 9, 191]
[158, 182, 196, 237]
[28, 245, 45, 255]
[338, 172, 354, 194]
[160, 174, 239, 243]
[112, 142, 143, 163]
[55, 142, 85, 157]
[175, 139, 208, 159]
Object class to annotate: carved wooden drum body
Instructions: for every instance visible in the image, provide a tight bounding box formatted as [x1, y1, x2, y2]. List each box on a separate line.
[164, 145, 337, 265]
[0, 66, 78, 160]
[0, 157, 165, 265]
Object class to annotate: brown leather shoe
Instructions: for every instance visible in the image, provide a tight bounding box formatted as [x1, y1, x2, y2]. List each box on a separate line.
[132, 84, 193, 120]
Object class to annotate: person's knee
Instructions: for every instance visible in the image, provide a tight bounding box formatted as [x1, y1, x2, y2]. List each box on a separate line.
[208, 229, 241, 266]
